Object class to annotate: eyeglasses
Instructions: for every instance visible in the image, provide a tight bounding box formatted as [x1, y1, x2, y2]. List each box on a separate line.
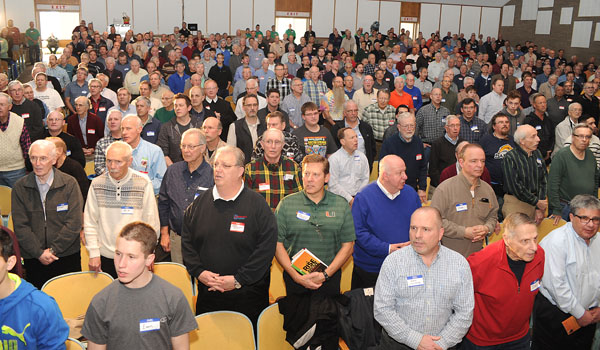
[180, 144, 204, 150]
[573, 214, 600, 225]
[263, 140, 283, 146]
[573, 134, 592, 140]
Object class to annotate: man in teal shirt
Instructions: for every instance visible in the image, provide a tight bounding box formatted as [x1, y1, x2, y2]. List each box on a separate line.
[25, 22, 41, 64]
[275, 154, 355, 296]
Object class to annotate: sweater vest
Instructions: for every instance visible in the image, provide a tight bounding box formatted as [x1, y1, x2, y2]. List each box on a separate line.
[0, 113, 26, 171]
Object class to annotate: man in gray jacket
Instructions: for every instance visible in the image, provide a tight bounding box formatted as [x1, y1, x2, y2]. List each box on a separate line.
[11, 139, 83, 289]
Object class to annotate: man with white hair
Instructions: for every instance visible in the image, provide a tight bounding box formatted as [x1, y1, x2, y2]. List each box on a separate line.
[12, 139, 83, 288]
[94, 109, 122, 175]
[84, 140, 159, 278]
[134, 96, 162, 144]
[255, 58, 275, 94]
[88, 77, 114, 124]
[427, 52, 446, 83]
[44, 110, 85, 167]
[67, 96, 104, 156]
[120, 114, 166, 195]
[8, 80, 44, 142]
[93, 73, 118, 106]
[235, 79, 267, 119]
[123, 59, 148, 96]
[554, 102, 583, 153]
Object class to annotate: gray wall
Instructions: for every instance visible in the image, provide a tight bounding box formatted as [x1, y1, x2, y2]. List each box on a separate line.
[500, 0, 599, 62]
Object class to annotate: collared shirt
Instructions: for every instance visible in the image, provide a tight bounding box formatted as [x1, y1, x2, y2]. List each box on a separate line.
[255, 69, 276, 94]
[377, 179, 400, 200]
[362, 104, 396, 141]
[328, 148, 370, 202]
[252, 130, 302, 164]
[94, 134, 121, 175]
[352, 87, 379, 119]
[414, 78, 433, 102]
[458, 116, 488, 143]
[303, 79, 329, 105]
[130, 138, 167, 195]
[444, 133, 458, 145]
[244, 156, 303, 211]
[266, 77, 292, 99]
[78, 115, 88, 144]
[281, 93, 312, 127]
[212, 180, 244, 201]
[479, 91, 507, 124]
[35, 169, 55, 213]
[416, 103, 451, 143]
[501, 144, 547, 206]
[324, 90, 349, 121]
[374, 245, 474, 349]
[540, 223, 600, 319]
[0, 114, 31, 159]
[158, 160, 214, 235]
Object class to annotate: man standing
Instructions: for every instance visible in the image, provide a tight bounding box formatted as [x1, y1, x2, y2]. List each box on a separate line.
[25, 21, 41, 64]
[208, 53, 232, 99]
[459, 98, 487, 143]
[429, 115, 462, 187]
[502, 125, 548, 221]
[84, 141, 159, 278]
[465, 212, 544, 349]
[251, 111, 302, 165]
[94, 110, 122, 175]
[554, 102, 582, 153]
[182, 146, 277, 324]
[266, 63, 292, 99]
[501, 90, 526, 136]
[227, 94, 266, 163]
[8, 81, 44, 142]
[431, 143, 498, 257]
[374, 207, 474, 350]
[275, 154, 355, 295]
[109, 87, 137, 118]
[351, 155, 421, 288]
[292, 102, 338, 158]
[331, 100, 376, 171]
[33, 72, 64, 112]
[362, 90, 396, 142]
[303, 66, 329, 107]
[577, 82, 600, 123]
[88, 78, 114, 125]
[65, 68, 91, 115]
[328, 127, 370, 204]
[167, 60, 189, 94]
[188, 86, 215, 124]
[281, 77, 311, 129]
[244, 128, 302, 211]
[352, 75, 378, 119]
[12, 140, 83, 289]
[202, 116, 227, 163]
[479, 78, 506, 124]
[135, 97, 162, 144]
[203, 79, 236, 140]
[258, 88, 290, 130]
[524, 93, 555, 162]
[159, 128, 213, 264]
[533, 195, 600, 350]
[66, 96, 104, 157]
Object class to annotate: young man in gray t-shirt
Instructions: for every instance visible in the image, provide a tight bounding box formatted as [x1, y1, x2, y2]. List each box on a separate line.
[82, 222, 197, 350]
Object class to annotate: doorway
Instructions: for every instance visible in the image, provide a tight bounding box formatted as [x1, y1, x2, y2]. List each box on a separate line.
[400, 22, 419, 40]
[39, 11, 80, 40]
[275, 17, 308, 44]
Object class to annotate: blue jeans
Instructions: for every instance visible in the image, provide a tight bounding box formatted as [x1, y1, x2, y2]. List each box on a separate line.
[560, 202, 571, 222]
[0, 168, 26, 187]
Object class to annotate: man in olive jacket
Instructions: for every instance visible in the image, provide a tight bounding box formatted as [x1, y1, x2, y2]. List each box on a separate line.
[11, 139, 83, 289]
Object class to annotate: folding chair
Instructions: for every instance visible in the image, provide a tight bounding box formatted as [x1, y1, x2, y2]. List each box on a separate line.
[189, 311, 256, 350]
[153, 262, 195, 312]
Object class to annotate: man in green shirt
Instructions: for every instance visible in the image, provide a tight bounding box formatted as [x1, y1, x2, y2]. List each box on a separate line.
[25, 22, 41, 64]
[275, 154, 355, 296]
[548, 123, 599, 222]
[285, 25, 296, 41]
[270, 25, 279, 40]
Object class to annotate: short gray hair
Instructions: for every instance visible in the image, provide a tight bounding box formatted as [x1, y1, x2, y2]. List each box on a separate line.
[214, 145, 245, 167]
[396, 111, 414, 123]
[570, 194, 600, 215]
[29, 139, 57, 158]
[181, 128, 207, 145]
[572, 123, 592, 136]
[106, 140, 133, 159]
[503, 212, 536, 238]
[262, 128, 285, 143]
[445, 114, 459, 126]
[568, 102, 582, 112]
[513, 125, 530, 145]
[122, 114, 143, 127]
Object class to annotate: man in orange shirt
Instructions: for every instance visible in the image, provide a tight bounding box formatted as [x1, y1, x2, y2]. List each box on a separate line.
[388, 76, 415, 113]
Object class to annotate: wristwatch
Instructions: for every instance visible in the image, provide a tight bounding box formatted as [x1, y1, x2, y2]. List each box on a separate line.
[322, 271, 330, 282]
[234, 278, 242, 289]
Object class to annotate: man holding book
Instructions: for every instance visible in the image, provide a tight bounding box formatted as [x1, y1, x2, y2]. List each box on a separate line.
[275, 154, 355, 296]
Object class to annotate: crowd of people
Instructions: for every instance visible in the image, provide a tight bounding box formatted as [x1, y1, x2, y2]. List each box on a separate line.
[0, 18, 599, 349]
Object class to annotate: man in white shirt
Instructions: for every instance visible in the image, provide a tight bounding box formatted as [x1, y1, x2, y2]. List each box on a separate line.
[33, 72, 64, 112]
[479, 78, 507, 124]
[328, 127, 369, 205]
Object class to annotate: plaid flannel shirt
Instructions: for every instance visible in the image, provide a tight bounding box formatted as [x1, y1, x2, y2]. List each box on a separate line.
[303, 79, 329, 105]
[266, 77, 292, 99]
[244, 156, 303, 211]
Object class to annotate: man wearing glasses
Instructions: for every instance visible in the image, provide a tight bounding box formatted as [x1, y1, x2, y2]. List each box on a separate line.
[533, 194, 600, 349]
[548, 124, 599, 222]
[227, 94, 266, 164]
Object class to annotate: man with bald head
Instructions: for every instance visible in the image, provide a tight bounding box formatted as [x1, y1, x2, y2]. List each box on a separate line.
[502, 124, 548, 222]
[67, 96, 104, 156]
[203, 79, 236, 140]
[94, 109, 122, 175]
[351, 154, 421, 288]
[43, 109, 85, 167]
[12, 139, 83, 288]
[8, 80, 44, 142]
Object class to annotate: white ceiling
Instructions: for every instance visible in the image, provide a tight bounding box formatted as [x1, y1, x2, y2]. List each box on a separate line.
[384, 0, 510, 7]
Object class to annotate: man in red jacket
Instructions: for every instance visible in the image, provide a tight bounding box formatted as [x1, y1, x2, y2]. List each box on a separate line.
[463, 212, 544, 349]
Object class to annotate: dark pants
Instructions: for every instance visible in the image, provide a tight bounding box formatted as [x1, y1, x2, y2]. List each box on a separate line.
[217, 88, 229, 99]
[460, 334, 530, 350]
[282, 269, 342, 297]
[100, 256, 117, 279]
[532, 293, 596, 350]
[351, 264, 379, 290]
[24, 251, 81, 289]
[28, 44, 40, 63]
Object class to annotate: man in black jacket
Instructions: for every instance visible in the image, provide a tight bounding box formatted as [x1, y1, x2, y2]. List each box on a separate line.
[331, 100, 376, 171]
[202, 79, 236, 141]
[226, 94, 266, 164]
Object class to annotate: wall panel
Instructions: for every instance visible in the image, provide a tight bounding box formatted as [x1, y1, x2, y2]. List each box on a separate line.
[133, 0, 157, 33]
[107, 0, 132, 28]
[440, 5, 461, 36]
[379, 1, 401, 34]
[183, 0, 206, 34]
[206, 0, 229, 34]
[356, 0, 379, 34]
[231, 0, 253, 33]
[335, 0, 357, 32]
[420, 3, 441, 37]
[460, 6, 480, 36]
[311, 0, 333, 37]
[81, 0, 107, 31]
[158, 0, 181, 34]
[5, 0, 35, 29]
[254, 0, 275, 29]
[480, 7, 500, 38]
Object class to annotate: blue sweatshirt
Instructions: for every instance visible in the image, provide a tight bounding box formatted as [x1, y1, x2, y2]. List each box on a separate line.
[379, 134, 428, 191]
[351, 182, 421, 272]
[0, 273, 69, 349]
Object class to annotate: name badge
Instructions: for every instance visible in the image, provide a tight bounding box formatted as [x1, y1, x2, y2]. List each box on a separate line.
[88, 129, 96, 134]
[57, 202, 68, 212]
[281, 84, 287, 87]
[371, 98, 377, 102]
[413, 96, 417, 100]
[82, 90, 88, 94]
[535, 125, 542, 130]
[22, 113, 30, 118]
[284, 174, 294, 181]
[406, 275, 424, 287]
[567, 98, 572, 102]
[441, 118, 446, 123]
[198, 186, 209, 191]
[99, 107, 106, 112]
[147, 131, 155, 136]
[388, 119, 395, 125]
[194, 193, 200, 199]
[458, 77, 464, 80]
[296, 210, 311, 221]
[141, 157, 148, 168]
[558, 105, 565, 110]
[288, 108, 295, 112]
[441, 98, 446, 102]
[530, 279, 541, 292]
[536, 158, 543, 166]
[260, 76, 264, 79]
[385, 78, 390, 81]
[456, 203, 468, 212]
[416, 154, 422, 160]
[66, 150, 72, 156]
[259, 183, 270, 191]
[230, 221, 245, 232]
[354, 155, 361, 161]
[121, 206, 134, 215]
[139, 318, 160, 332]
[471, 125, 478, 131]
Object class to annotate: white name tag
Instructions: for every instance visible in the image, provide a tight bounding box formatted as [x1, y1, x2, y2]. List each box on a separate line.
[22, 113, 30, 118]
[530, 279, 541, 292]
[441, 118, 446, 123]
[363, 287, 374, 296]
[230, 221, 245, 232]
[416, 154, 422, 160]
[88, 129, 96, 134]
[57, 203, 68, 212]
[406, 275, 424, 287]
[66, 150, 72, 156]
[259, 183, 270, 191]
[99, 107, 106, 112]
[284, 174, 294, 181]
[139, 318, 160, 332]
[147, 131, 155, 136]
[388, 119, 395, 125]
[471, 125, 478, 131]
[288, 108, 295, 112]
[559, 106, 565, 110]
[296, 210, 311, 221]
[441, 98, 446, 102]
[456, 203, 468, 212]
[535, 125, 542, 130]
[413, 96, 417, 100]
[121, 206, 134, 215]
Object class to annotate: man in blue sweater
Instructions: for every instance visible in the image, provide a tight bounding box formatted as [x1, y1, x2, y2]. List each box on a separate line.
[351, 155, 421, 288]
[379, 111, 428, 203]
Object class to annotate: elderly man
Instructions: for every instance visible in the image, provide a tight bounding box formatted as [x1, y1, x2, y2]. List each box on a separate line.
[281, 77, 312, 129]
[44, 110, 85, 167]
[66, 96, 104, 156]
[331, 100, 376, 170]
[303, 66, 329, 107]
[84, 141, 159, 278]
[576, 81, 600, 122]
[47, 136, 89, 202]
[11, 139, 83, 289]
[351, 155, 421, 289]
[123, 59, 148, 96]
[524, 94, 555, 163]
[389, 76, 415, 112]
[228, 94, 266, 163]
[362, 90, 396, 142]
[252, 111, 302, 164]
[94, 109, 122, 175]
[548, 123, 598, 221]
[502, 125, 548, 221]
[7, 81, 44, 142]
[352, 74, 378, 119]
[465, 212, 544, 349]
[554, 102, 583, 153]
[182, 146, 277, 323]
[244, 128, 302, 211]
[203, 79, 236, 139]
[159, 128, 213, 264]
[431, 143, 498, 257]
[275, 154, 355, 296]
[322, 76, 349, 125]
[134, 96, 161, 144]
[429, 115, 463, 187]
[202, 116, 227, 164]
[533, 195, 600, 350]
[121, 114, 166, 194]
[379, 112, 427, 202]
[479, 77, 506, 124]
[374, 206, 474, 350]
[328, 127, 370, 204]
